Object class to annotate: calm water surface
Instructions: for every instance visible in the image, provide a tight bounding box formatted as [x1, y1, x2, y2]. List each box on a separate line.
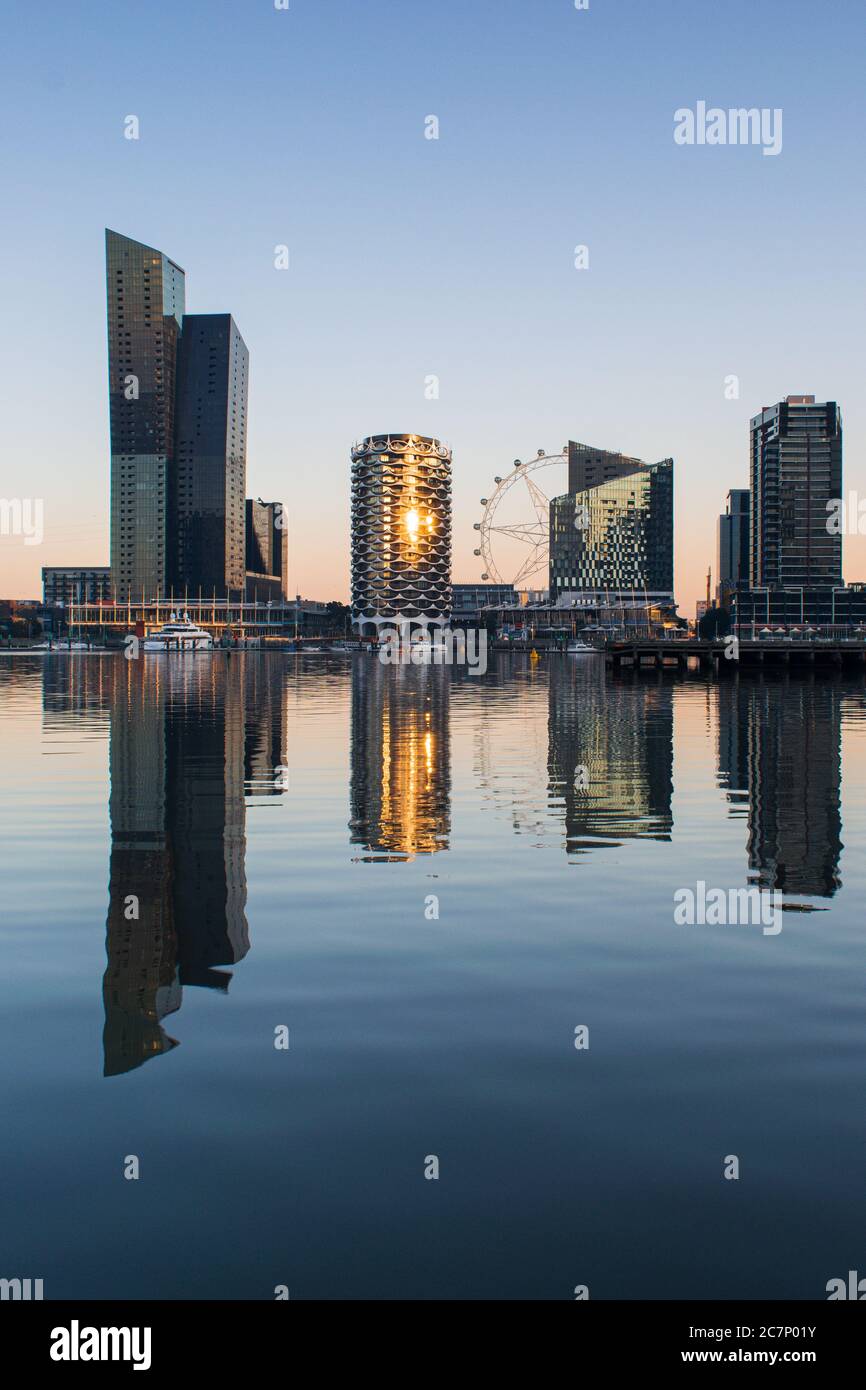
[1, 651, 865, 1300]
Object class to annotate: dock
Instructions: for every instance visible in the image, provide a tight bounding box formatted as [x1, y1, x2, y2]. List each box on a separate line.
[605, 639, 866, 674]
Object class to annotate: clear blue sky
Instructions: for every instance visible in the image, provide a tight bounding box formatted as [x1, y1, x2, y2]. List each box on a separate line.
[1, 0, 864, 607]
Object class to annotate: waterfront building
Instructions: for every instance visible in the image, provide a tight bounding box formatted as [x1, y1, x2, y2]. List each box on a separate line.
[566, 440, 647, 495]
[350, 433, 452, 637]
[245, 498, 287, 601]
[106, 230, 185, 601]
[173, 315, 249, 600]
[730, 584, 866, 630]
[452, 582, 517, 618]
[716, 489, 750, 603]
[549, 450, 674, 604]
[750, 396, 842, 589]
[42, 567, 112, 606]
[553, 589, 679, 624]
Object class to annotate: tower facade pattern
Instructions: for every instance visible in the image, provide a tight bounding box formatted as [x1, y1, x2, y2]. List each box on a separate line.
[350, 433, 452, 635]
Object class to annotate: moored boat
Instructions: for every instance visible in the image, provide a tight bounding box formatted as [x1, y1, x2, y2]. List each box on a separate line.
[143, 613, 213, 652]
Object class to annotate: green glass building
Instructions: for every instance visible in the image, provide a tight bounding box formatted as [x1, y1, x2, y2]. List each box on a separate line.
[549, 449, 673, 603]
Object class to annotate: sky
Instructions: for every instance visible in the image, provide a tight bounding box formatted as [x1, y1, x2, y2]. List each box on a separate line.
[0, 0, 864, 610]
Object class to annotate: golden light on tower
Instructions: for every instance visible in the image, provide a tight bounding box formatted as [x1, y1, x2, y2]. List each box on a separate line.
[350, 434, 452, 637]
[349, 660, 451, 861]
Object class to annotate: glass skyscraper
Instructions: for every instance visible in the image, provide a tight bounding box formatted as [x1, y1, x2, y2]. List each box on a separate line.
[245, 499, 288, 600]
[549, 448, 673, 603]
[173, 314, 249, 599]
[106, 229, 185, 601]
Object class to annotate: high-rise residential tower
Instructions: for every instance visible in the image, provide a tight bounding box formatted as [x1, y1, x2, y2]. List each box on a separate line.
[106, 230, 185, 601]
[717, 488, 750, 601]
[350, 433, 452, 636]
[173, 314, 249, 599]
[549, 446, 674, 604]
[750, 396, 842, 589]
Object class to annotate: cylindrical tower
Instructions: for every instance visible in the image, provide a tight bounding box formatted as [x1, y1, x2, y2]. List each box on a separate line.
[350, 433, 452, 637]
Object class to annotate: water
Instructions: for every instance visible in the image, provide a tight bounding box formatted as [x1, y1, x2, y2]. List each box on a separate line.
[1, 651, 865, 1300]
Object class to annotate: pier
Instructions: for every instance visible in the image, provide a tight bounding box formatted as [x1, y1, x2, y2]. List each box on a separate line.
[605, 638, 866, 675]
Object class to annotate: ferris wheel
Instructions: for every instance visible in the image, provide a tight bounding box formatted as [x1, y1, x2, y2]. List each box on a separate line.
[473, 448, 568, 587]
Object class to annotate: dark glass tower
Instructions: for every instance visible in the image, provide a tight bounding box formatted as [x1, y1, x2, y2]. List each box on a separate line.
[106, 230, 185, 601]
[750, 396, 842, 589]
[245, 499, 288, 598]
[173, 315, 249, 599]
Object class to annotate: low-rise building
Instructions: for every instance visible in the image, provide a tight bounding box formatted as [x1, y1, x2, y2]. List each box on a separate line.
[42, 567, 112, 606]
[730, 585, 866, 630]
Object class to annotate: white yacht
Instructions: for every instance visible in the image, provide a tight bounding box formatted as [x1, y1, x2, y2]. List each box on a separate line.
[567, 638, 600, 655]
[143, 613, 213, 652]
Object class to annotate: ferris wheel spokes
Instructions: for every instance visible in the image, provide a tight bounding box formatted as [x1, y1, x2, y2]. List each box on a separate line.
[475, 450, 567, 588]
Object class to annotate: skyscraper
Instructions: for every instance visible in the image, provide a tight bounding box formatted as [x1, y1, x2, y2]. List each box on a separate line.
[173, 314, 249, 599]
[717, 488, 750, 601]
[549, 447, 674, 603]
[567, 440, 647, 495]
[350, 433, 452, 637]
[106, 230, 185, 601]
[245, 498, 287, 600]
[750, 396, 842, 589]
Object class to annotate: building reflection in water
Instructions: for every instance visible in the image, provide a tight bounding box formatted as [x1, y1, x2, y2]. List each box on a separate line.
[243, 655, 289, 804]
[718, 677, 842, 897]
[102, 656, 286, 1075]
[31, 651, 847, 1081]
[349, 658, 450, 861]
[548, 661, 674, 853]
